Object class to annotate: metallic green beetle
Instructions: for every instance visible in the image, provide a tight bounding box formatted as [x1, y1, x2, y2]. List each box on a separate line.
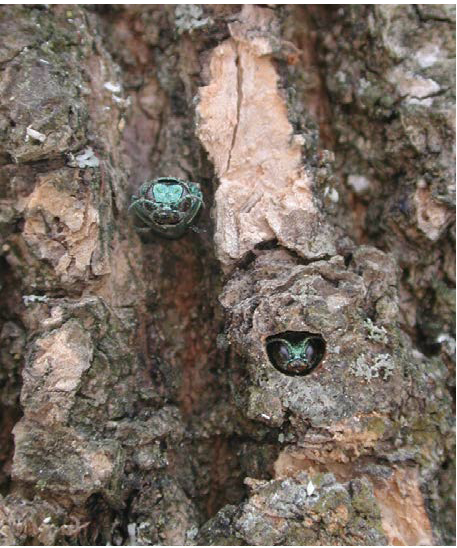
[266, 333, 326, 376]
[129, 177, 203, 239]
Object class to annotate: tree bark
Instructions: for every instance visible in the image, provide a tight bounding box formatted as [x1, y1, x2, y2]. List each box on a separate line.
[0, 5, 454, 546]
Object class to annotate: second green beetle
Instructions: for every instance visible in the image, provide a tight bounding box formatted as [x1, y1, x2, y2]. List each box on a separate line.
[266, 332, 326, 376]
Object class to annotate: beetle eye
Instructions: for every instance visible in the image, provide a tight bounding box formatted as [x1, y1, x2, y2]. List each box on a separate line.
[267, 340, 290, 368]
[179, 198, 191, 212]
[304, 343, 314, 362]
[303, 338, 325, 368]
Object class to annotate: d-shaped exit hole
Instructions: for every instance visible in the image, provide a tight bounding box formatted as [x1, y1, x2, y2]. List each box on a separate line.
[266, 331, 326, 377]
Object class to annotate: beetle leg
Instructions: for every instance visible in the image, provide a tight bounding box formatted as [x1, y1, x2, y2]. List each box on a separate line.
[128, 197, 157, 210]
[138, 181, 153, 196]
[133, 210, 154, 228]
[184, 195, 204, 223]
[133, 225, 152, 233]
[136, 208, 158, 227]
[129, 199, 159, 228]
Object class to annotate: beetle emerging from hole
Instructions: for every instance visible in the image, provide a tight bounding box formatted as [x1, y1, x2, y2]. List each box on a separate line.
[129, 177, 203, 239]
[266, 332, 326, 376]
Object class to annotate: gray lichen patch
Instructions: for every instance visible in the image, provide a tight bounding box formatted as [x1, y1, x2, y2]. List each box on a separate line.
[198, 473, 386, 545]
[68, 147, 100, 169]
[351, 353, 395, 381]
[364, 318, 388, 344]
[174, 5, 212, 35]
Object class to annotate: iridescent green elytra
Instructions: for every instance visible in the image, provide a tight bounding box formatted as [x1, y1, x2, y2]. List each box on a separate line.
[129, 177, 203, 239]
[266, 332, 326, 376]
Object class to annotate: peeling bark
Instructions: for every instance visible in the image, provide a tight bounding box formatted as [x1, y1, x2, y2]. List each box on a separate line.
[0, 5, 454, 546]
[197, 6, 335, 267]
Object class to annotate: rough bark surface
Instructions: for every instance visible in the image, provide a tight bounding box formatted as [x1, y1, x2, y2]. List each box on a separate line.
[0, 5, 454, 546]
